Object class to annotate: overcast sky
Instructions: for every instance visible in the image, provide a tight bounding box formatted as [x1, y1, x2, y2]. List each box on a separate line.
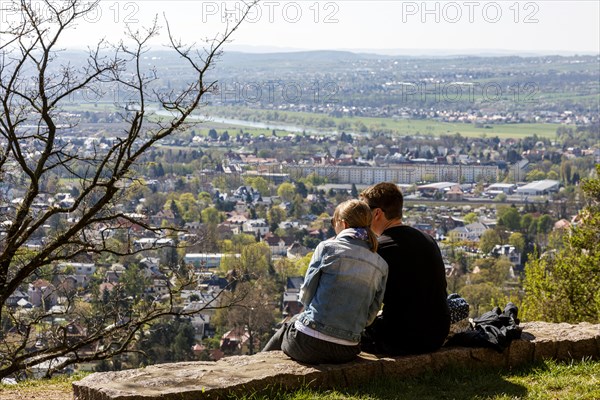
[7, 0, 599, 55]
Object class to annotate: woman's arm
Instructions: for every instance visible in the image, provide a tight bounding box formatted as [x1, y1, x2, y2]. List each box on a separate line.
[299, 242, 327, 305]
[367, 266, 388, 325]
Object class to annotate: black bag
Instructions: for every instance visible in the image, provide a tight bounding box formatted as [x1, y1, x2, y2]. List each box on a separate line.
[445, 302, 522, 352]
[447, 293, 469, 324]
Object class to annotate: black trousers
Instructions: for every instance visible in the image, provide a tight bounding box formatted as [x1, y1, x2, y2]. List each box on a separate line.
[263, 317, 360, 365]
[361, 315, 447, 356]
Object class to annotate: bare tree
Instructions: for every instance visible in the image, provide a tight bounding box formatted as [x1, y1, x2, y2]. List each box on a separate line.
[0, 0, 255, 379]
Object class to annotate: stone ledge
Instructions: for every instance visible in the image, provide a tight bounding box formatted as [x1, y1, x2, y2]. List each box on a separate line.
[73, 322, 600, 400]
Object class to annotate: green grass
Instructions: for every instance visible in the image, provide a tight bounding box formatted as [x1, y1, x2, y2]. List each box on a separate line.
[1, 360, 598, 399]
[234, 359, 600, 400]
[200, 106, 563, 139]
[0, 372, 88, 388]
[60, 103, 563, 140]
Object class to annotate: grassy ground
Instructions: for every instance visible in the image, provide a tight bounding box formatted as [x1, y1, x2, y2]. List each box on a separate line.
[0, 372, 87, 400]
[1, 359, 598, 400]
[237, 358, 600, 400]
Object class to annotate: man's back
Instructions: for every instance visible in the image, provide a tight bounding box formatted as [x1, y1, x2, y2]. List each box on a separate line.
[376, 225, 450, 354]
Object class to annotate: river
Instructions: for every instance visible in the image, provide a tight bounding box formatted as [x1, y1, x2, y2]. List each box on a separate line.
[154, 110, 341, 136]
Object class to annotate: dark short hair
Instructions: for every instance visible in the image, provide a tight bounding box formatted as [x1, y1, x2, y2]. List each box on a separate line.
[359, 182, 403, 220]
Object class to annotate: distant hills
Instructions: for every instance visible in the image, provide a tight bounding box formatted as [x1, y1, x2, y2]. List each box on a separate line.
[223, 45, 599, 58]
[61, 48, 600, 65]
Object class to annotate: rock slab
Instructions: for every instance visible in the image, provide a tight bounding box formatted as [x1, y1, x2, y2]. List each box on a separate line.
[73, 322, 600, 400]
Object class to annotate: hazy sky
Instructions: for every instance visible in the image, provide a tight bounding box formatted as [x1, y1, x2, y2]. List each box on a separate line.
[6, 1, 599, 55]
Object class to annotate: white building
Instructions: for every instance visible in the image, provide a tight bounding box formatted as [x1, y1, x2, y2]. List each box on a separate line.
[58, 262, 96, 275]
[449, 222, 489, 242]
[485, 183, 517, 195]
[516, 180, 560, 196]
[184, 253, 238, 269]
[288, 163, 498, 184]
[490, 244, 522, 267]
[242, 219, 269, 236]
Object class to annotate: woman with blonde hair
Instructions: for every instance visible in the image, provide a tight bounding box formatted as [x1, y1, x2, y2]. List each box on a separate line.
[263, 199, 388, 364]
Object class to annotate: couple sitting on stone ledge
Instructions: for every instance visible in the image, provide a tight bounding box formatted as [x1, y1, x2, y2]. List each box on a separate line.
[263, 182, 451, 364]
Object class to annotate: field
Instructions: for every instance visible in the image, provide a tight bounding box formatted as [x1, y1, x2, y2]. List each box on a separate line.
[62, 102, 562, 140]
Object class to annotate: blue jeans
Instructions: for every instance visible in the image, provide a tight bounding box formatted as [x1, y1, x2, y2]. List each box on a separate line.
[262, 317, 360, 365]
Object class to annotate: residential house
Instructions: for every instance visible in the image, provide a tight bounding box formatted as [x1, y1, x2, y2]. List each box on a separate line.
[220, 327, 254, 356]
[412, 223, 435, 237]
[185, 253, 237, 270]
[287, 242, 311, 259]
[417, 182, 457, 198]
[490, 244, 522, 267]
[282, 276, 304, 318]
[133, 238, 175, 251]
[234, 201, 248, 214]
[105, 263, 126, 283]
[52, 275, 79, 295]
[449, 222, 489, 242]
[262, 234, 293, 256]
[28, 279, 58, 308]
[242, 218, 269, 237]
[57, 262, 96, 289]
[150, 209, 176, 226]
[6, 290, 28, 307]
[445, 185, 464, 201]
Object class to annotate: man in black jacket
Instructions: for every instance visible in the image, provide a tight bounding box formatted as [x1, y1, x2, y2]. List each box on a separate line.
[360, 182, 450, 355]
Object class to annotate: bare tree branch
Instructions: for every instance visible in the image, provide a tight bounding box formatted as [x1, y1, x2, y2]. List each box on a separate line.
[0, 0, 256, 379]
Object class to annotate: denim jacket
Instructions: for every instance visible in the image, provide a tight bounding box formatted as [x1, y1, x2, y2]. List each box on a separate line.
[297, 228, 388, 343]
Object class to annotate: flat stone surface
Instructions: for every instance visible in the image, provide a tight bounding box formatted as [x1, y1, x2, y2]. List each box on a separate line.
[73, 322, 600, 400]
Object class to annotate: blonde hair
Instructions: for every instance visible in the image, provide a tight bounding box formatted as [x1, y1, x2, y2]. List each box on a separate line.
[333, 199, 378, 252]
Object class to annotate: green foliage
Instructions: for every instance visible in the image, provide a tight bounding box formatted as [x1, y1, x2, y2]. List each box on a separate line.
[494, 192, 507, 202]
[201, 207, 221, 225]
[497, 205, 521, 231]
[220, 241, 270, 277]
[273, 258, 305, 283]
[526, 169, 547, 181]
[120, 264, 150, 300]
[289, 194, 305, 219]
[267, 206, 286, 227]
[537, 214, 554, 234]
[302, 172, 327, 187]
[141, 317, 196, 364]
[277, 182, 296, 202]
[522, 164, 600, 323]
[508, 232, 526, 254]
[479, 229, 502, 254]
[461, 282, 503, 317]
[293, 252, 314, 277]
[463, 212, 479, 224]
[244, 176, 270, 196]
